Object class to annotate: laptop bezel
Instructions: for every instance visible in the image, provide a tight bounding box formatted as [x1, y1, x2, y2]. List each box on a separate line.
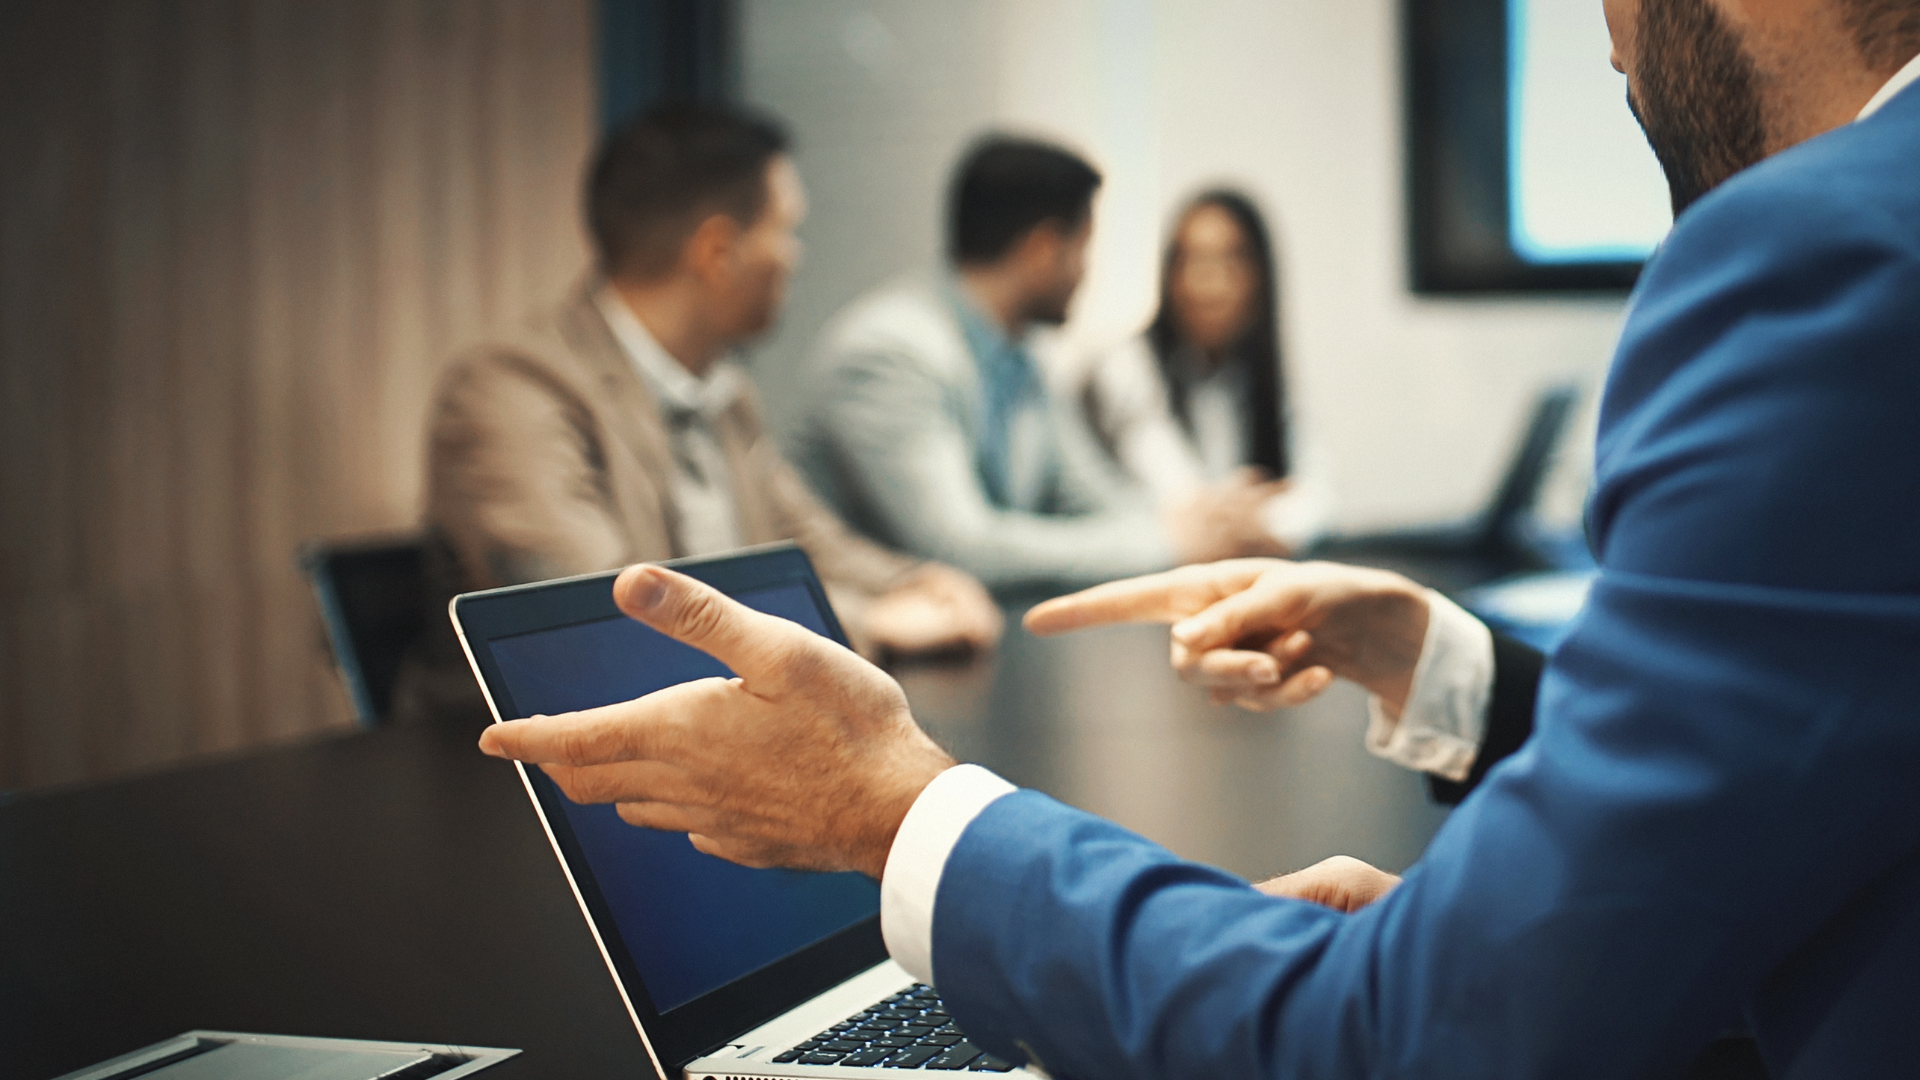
[452, 543, 888, 1075]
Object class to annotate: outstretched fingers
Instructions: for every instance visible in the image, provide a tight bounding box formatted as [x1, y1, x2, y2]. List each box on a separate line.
[540, 757, 702, 807]
[479, 677, 730, 766]
[614, 800, 710, 834]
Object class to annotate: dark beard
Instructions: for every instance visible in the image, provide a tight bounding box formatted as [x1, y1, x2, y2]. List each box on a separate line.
[1628, 0, 1769, 216]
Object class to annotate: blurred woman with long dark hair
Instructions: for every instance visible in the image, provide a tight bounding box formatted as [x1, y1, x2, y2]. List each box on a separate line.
[1082, 188, 1331, 551]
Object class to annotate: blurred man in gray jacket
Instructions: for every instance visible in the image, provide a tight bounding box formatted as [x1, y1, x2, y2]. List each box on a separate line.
[793, 137, 1287, 592]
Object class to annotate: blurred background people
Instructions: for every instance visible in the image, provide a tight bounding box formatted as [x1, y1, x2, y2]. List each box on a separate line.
[793, 136, 1288, 593]
[1079, 189, 1333, 552]
[399, 103, 1001, 723]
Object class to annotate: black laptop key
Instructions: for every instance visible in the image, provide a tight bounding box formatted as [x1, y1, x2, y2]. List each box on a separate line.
[885, 1046, 943, 1069]
[823, 1040, 869, 1053]
[800, 1051, 847, 1066]
[925, 1042, 983, 1070]
[841, 1048, 895, 1067]
[872, 1036, 915, 1048]
[772, 1049, 805, 1064]
[917, 1034, 963, 1047]
[969, 1054, 1018, 1072]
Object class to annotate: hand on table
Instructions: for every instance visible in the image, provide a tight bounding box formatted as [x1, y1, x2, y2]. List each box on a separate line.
[861, 562, 1004, 658]
[1255, 856, 1401, 913]
[1164, 470, 1295, 564]
[479, 564, 954, 877]
[1024, 559, 1429, 716]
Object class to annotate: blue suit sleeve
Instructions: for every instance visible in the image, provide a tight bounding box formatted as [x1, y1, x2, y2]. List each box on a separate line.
[927, 142, 1920, 1079]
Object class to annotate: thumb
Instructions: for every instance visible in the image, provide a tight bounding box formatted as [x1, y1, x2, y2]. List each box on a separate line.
[612, 564, 806, 685]
[1170, 579, 1308, 653]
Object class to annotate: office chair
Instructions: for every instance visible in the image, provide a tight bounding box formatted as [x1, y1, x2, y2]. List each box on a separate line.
[300, 535, 427, 728]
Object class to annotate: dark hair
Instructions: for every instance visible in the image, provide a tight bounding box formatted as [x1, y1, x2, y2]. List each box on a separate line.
[1838, 0, 1920, 70]
[947, 136, 1102, 265]
[1146, 189, 1289, 478]
[587, 102, 790, 281]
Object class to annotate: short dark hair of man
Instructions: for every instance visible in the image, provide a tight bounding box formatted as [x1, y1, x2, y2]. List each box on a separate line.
[1838, 0, 1920, 70]
[947, 136, 1103, 266]
[587, 102, 791, 282]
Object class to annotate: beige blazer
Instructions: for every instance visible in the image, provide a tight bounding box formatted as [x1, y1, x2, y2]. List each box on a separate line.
[400, 285, 918, 721]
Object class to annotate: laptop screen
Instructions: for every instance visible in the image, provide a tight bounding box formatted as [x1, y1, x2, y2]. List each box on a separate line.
[486, 582, 881, 1015]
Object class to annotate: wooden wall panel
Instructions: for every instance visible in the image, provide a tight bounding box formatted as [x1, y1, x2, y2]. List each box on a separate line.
[0, 0, 595, 790]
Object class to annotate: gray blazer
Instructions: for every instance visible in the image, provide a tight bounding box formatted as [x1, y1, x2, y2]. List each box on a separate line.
[793, 276, 1172, 591]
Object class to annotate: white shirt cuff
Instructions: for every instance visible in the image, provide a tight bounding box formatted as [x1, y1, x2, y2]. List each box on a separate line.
[880, 764, 1018, 985]
[1364, 590, 1494, 782]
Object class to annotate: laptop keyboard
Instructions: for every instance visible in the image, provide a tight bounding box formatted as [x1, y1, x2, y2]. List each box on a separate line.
[771, 984, 1016, 1071]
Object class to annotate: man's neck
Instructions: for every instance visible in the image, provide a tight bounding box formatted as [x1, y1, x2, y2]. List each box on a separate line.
[609, 277, 725, 379]
[1736, 5, 1911, 155]
[956, 264, 1029, 339]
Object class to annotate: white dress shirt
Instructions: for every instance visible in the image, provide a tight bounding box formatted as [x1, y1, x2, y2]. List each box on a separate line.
[594, 286, 747, 558]
[1362, 591, 1494, 782]
[1086, 335, 1335, 552]
[1858, 50, 1920, 121]
[879, 58, 1920, 985]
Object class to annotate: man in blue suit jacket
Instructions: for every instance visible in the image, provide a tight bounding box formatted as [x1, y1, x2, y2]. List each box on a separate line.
[480, 0, 1920, 1076]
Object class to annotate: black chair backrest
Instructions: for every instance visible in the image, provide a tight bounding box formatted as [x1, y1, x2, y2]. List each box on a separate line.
[301, 536, 427, 728]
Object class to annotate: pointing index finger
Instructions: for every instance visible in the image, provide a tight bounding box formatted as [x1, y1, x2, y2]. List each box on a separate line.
[1023, 562, 1268, 636]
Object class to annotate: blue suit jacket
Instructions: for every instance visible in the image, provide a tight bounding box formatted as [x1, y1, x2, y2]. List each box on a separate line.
[931, 86, 1920, 1079]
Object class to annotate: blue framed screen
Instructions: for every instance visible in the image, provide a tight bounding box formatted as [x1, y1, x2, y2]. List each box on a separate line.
[1507, 0, 1670, 265]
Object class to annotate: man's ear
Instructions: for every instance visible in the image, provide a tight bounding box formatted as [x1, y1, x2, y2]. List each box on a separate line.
[1013, 219, 1066, 273]
[681, 212, 743, 283]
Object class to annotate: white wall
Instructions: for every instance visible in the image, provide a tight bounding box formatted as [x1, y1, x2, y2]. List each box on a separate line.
[741, 0, 1628, 530]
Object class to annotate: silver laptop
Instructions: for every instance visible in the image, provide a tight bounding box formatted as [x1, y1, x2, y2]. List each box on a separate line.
[452, 544, 1031, 1079]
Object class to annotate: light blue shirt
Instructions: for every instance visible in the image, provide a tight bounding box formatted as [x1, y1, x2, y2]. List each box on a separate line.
[946, 280, 1046, 509]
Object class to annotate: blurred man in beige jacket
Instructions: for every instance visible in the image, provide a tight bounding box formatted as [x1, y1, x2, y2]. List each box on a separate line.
[400, 104, 999, 722]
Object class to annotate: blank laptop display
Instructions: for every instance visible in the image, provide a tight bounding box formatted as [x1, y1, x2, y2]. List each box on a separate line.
[453, 546, 893, 1074]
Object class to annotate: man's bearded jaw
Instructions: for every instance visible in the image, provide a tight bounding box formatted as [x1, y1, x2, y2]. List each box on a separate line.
[1629, 0, 1770, 216]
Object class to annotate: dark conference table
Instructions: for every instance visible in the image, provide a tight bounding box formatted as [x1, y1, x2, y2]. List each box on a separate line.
[0, 617, 1447, 1080]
